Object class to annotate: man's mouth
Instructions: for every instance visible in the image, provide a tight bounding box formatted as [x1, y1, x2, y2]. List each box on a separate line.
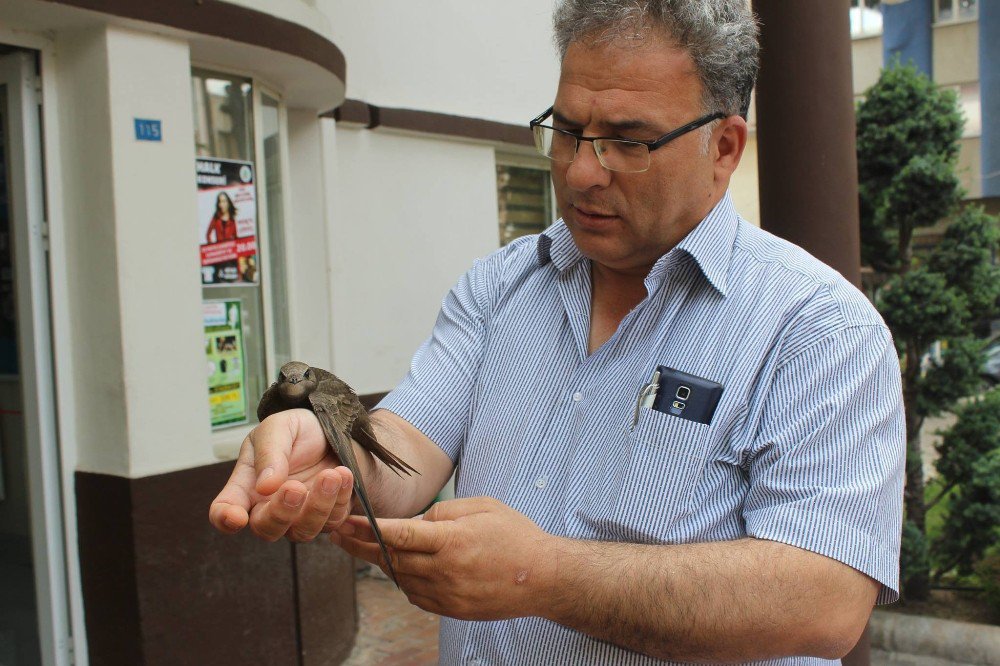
[570, 204, 618, 226]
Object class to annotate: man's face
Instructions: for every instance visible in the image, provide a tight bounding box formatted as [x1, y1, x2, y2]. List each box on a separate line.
[551, 34, 723, 277]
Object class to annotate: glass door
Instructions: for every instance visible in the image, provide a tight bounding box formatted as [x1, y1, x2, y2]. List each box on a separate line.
[0, 50, 71, 666]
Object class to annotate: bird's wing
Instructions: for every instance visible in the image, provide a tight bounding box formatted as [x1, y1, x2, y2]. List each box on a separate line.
[256, 381, 282, 422]
[308, 389, 400, 587]
[351, 409, 419, 477]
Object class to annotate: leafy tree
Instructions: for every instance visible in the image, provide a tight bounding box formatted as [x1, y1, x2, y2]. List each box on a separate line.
[856, 63, 1000, 600]
[932, 415, 1000, 580]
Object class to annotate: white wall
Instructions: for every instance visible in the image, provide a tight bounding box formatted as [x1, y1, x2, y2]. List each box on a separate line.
[55, 26, 215, 477]
[105, 27, 214, 477]
[321, 0, 561, 124]
[286, 109, 335, 369]
[54, 27, 131, 477]
[328, 127, 499, 394]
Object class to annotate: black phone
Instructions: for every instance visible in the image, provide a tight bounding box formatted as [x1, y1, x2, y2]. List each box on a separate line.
[651, 366, 723, 425]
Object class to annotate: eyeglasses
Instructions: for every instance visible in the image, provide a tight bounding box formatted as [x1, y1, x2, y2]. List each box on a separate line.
[528, 106, 725, 173]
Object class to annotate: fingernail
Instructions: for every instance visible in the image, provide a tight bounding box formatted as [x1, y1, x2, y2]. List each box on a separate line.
[259, 467, 274, 483]
[321, 476, 338, 494]
[339, 522, 356, 537]
[284, 489, 305, 508]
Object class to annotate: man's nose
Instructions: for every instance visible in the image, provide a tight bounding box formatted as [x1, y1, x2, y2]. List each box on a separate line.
[565, 141, 612, 191]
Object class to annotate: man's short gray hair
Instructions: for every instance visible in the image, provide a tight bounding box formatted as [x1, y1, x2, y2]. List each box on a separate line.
[553, 0, 760, 118]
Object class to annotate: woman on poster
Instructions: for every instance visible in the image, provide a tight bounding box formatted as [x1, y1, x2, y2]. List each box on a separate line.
[205, 192, 238, 244]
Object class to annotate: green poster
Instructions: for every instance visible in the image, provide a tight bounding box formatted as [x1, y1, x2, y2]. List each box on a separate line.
[204, 299, 248, 428]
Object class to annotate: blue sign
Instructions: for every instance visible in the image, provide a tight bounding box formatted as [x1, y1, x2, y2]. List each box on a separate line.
[134, 118, 162, 142]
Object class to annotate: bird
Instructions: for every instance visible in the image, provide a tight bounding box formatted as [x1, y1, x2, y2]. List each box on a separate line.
[257, 361, 418, 585]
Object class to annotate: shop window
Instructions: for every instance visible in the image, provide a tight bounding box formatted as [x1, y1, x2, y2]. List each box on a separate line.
[936, 0, 977, 23]
[192, 70, 289, 429]
[496, 158, 554, 246]
[850, 0, 883, 38]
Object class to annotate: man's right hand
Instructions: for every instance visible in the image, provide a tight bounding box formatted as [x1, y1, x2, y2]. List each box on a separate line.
[208, 408, 356, 543]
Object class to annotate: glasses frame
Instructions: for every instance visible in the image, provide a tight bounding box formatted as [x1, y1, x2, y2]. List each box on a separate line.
[528, 106, 726, 172]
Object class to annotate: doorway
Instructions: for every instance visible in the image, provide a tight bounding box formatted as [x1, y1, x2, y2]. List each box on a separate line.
[0, 48, 71, 666]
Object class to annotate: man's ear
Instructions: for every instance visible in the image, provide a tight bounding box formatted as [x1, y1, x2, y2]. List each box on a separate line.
[712, 115, 749, 185]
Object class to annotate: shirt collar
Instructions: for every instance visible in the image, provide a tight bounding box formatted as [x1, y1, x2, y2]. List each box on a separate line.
[537, 192, 739, 297]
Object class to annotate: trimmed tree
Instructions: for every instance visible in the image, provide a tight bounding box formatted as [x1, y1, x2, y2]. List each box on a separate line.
[856, 63, 1000, 600]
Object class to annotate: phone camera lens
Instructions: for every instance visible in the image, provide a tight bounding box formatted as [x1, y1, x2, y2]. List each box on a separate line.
[676, 386, 691, 400]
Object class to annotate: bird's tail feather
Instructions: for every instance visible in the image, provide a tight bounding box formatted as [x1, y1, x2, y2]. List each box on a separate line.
[354, 425, 420, 477]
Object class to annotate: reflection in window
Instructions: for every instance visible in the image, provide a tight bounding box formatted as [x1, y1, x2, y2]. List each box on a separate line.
[192, 70, 267, 426]
[496, 164, 553, 246]
[850, 0, 883, 38]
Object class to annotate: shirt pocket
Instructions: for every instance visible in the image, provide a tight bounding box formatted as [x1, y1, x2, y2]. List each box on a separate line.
[610, 407, 712, 543]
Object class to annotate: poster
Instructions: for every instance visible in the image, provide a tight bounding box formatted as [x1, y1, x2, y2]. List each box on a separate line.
[204, 299, 248, 428]
[197, 157, 259, 286]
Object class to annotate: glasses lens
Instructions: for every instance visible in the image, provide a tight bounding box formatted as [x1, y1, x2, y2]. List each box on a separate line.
[533, 126, 577, 163]
[594, 139, 650, 173]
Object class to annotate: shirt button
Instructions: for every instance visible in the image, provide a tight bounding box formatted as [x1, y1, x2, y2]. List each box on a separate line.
[534, 476, 548, 489]
[468, 659, 484, 666]
[572, 391, 584, 402]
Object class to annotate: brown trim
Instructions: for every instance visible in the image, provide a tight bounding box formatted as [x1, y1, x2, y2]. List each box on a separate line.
[42, 0, 346, 83]
[76, 465, 356, 665]
[327, 99, 534, 147]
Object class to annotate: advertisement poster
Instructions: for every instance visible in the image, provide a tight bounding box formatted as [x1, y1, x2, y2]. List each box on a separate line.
[197, 157, 259, 286]
[204, 299, 248, 428]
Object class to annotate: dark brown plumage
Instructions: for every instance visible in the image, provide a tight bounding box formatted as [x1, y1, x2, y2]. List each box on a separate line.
[258, 361, 417, 585]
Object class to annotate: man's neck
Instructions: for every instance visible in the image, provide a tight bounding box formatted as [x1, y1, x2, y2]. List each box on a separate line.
[587, 261, 652, 354]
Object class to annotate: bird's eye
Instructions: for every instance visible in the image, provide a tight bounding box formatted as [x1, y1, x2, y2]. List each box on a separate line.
[304, 369, 310, 378]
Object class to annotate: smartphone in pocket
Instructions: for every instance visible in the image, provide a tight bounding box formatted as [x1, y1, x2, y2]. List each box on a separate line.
[651, 366, 723, 425]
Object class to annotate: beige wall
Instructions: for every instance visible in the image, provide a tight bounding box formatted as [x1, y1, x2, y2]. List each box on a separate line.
[852, 35, 885, 95]
[730, 133, 760, 227]
[934, 21, 978, 85]
[958, 136, 983, 199]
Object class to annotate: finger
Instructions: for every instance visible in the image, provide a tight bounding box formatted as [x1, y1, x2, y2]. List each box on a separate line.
[422, 496, 498, 522]
[345, 515, 450, 554]
[333, 532, 386, 567]
[287, 468, 353, 542]
[248, 480, 308, 542]
[209, 436, 260, 533]
[323, 467, 356, 531]
[251, 409, 318, 496]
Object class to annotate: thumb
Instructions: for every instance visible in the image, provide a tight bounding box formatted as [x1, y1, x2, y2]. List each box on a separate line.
[421, 496, 499, 522]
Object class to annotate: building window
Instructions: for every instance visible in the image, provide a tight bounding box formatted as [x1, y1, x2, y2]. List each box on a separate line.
[850, 0, 883, 38]
[936, 0, 977, 23]
[496, 158, 554, 246]
[192, 69, 289, 429]
[951, 82, 981, 138]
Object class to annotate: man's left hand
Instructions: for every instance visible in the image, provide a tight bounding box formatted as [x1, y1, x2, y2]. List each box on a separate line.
[333, 496, 554, 621]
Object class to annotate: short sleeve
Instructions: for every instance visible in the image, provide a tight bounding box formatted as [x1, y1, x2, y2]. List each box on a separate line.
[375, 258, 492, 463]
[744, 324, 905, 604]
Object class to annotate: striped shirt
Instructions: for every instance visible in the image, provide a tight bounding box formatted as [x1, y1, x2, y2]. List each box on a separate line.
[378, 192, 906, 665]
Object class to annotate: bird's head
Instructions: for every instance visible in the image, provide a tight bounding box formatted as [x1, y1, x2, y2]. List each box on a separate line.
[276, 361, 317, 401]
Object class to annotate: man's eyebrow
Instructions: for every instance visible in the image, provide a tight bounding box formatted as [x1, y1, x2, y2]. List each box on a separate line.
[551, 109, 654, 134]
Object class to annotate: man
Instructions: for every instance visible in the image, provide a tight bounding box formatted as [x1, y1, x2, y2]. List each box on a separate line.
[210, 1, 905, 663]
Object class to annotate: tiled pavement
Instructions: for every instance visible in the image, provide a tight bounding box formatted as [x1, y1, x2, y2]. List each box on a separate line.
[343, 569, 440, 665]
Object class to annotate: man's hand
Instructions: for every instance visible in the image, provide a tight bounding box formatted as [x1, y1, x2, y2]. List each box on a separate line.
[208, 409, 356, 542]
[334, 497, 554, 621]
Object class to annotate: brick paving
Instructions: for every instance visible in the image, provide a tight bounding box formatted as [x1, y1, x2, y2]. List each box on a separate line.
[344, 568, 441, 665]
